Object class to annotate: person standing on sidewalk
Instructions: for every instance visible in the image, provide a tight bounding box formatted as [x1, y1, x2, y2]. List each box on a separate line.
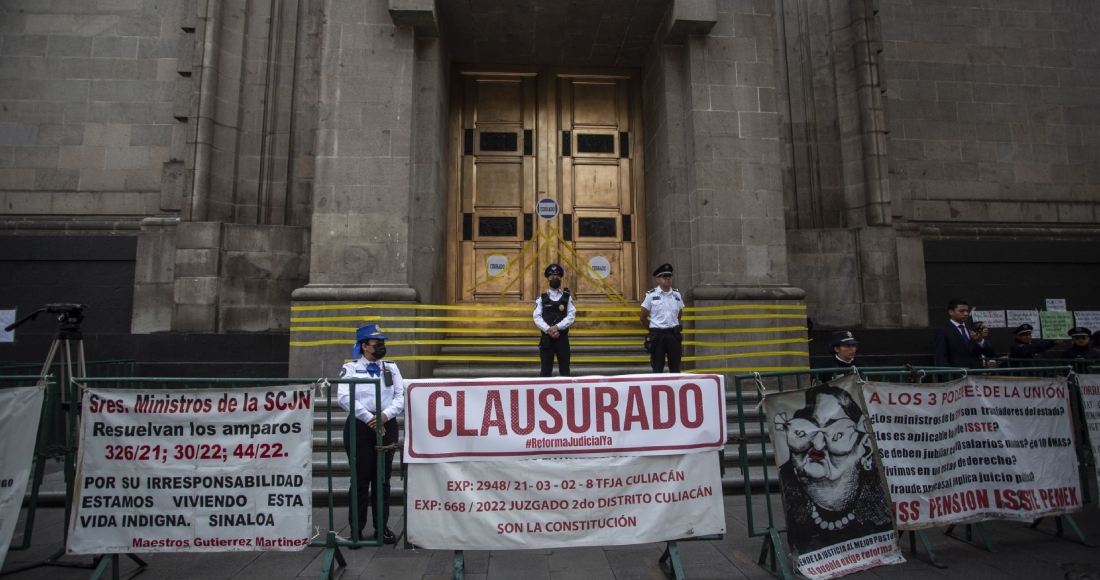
[533, 263, 576, 377]
[640, 263, 684, 373]
[337, 324, 404, 544]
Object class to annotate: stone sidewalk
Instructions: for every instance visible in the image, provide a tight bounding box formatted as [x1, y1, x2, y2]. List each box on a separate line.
[4, 494, 1100, 580]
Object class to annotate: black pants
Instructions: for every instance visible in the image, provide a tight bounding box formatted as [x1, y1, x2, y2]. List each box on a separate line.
[539, 332, 570, 377]
[650, 328, 682, 373]
[344, 417, 397, 536]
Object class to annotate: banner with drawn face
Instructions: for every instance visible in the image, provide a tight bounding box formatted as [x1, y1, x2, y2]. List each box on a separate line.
[763, 376, 903, 579]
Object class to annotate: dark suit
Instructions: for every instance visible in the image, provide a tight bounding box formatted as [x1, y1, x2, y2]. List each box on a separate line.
[933, 322, 995, 369]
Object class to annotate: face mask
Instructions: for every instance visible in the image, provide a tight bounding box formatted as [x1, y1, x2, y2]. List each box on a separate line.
[371, 344, 387, 359]
[549, 279, 561, 289]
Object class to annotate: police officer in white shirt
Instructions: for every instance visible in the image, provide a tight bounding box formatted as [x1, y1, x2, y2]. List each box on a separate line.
[533, 263, 577, 377]
[337, 324, 404, 544]
[639, 263, 684, 373]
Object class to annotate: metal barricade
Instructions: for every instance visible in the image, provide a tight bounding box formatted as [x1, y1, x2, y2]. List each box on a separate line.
[1, 375, 54, 556]
[731, 364, 1091, 580]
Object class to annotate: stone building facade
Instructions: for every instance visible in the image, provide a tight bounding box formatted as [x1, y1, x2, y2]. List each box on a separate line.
[0, 0, 1097, 374]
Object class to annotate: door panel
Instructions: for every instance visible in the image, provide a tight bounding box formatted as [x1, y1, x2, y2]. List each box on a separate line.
[449, 67, 643, 306]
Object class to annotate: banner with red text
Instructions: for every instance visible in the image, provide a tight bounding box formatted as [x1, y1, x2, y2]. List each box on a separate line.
[67, 386, 314, 554]
[0, 384, 45, 567]
[864, 376, 1081, 530]
[1078, 375, 1100, 493]
[764, 377, 903, 579]
[406, 452, 724, 549]
[403, 374, 725, 462]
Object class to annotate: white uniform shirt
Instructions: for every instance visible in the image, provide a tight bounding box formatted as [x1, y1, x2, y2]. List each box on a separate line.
[337, 357, 405, 425]
[641, 288, 683, 329]
[532, 289, 577, 333]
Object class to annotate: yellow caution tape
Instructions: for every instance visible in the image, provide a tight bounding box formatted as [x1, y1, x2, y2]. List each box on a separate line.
[683, 314, 808, 321]
[685, 304, 807, 312]
[687, 338, 810, 347]
[292, 313, 802, 323]
[687, 351, 808, 361]
[290, 325, 807, 336]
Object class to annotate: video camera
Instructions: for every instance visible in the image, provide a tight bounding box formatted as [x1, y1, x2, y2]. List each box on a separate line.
[4, 303, 86, 333]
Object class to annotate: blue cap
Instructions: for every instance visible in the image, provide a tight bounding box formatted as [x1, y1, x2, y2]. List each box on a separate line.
[353, 324, 388, 357]
[544, 263, 564, 277]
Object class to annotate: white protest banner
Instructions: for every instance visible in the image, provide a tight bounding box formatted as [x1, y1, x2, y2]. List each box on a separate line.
[1046, 299, 1067, 312]
[763, 377, 903, 580]
[1074, 312, 1100, 332]
[1079, 375, 1100, 492]
[0, 384, 46, 567]
[403, 375, 726, 462]
[67, 386, 314, 554]
[406, 453, 724, 549]
[970, 310, 1006, 328]
[1006, 310, 1040, 335]
[864, 376, 1080, 530]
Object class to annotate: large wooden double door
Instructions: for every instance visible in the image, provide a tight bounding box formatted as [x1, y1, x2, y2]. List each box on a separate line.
[446, 66, 646, 306]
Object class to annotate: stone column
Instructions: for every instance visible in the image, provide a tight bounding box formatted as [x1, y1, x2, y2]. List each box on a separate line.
[644, 0, 808, 373]
[289, 0, 437, 377]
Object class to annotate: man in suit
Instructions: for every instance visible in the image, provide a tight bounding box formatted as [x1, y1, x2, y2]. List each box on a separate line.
[932, 299, 995, 369]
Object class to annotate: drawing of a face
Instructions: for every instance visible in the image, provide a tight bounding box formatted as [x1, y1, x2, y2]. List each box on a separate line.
[784, 390, 873, 511]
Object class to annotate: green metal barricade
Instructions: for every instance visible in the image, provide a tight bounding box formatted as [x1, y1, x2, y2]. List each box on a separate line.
[68, 376, 394, 580]
[0, 360, 136, 379]
[732, 364, 1091, 580]
[1, 375, 55, 556]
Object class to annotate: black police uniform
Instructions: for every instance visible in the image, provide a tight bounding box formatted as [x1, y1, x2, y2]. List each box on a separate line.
[1063, 327, 1099, 360]
[533, 264, 576, 377]
[1008, 324, 1057, 359]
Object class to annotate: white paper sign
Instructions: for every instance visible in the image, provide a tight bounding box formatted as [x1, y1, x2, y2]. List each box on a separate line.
[0, 384, 46, 566]
[486, 255, 508, 278]
[970, 310, 1006, 328]
[67, 386, 314, 554]
[1046, 299, 1067, 312]
[1074, 312, 1100, 332]
[407, 453, 724, 550]
[403, 375, 726, 463]
[0, 310, 14, 343]
[1078, 375, 1100, 493]
[865, 377, 1081, 529]
[587, 256, 611, 279]
[1006, 310, 1040, 334]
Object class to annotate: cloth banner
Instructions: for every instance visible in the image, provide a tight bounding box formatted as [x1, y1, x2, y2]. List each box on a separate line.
[0, 384, 46, 567]
[864, 376, 1081, 529]
[763, 376, 903, 580]
[67, 386, 314, 554]
[403, 374, 726, 462]
[406, 453, 724, 550]
[1079, 375, 1100, 493]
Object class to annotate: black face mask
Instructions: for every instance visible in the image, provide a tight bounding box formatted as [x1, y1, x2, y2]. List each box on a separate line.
[370, 344, 387, 359]
[548, 279, 561, 289]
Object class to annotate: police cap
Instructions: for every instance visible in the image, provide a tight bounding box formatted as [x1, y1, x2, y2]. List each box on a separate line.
[829, 330, 859, 347]
[1013, 323, 1034, 336]
[544, 263, 564, 277]
[1069, 326, 1092, 338]
[652, 263, 673, 277]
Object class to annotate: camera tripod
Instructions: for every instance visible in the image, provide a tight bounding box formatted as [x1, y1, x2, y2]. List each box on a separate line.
[1, 304, 146, 576]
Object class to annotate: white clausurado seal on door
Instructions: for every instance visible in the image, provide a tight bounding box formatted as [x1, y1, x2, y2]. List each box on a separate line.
[535, 198, 559, 220]
[486, 255, 508, 278]
[587, 256, 611, 279]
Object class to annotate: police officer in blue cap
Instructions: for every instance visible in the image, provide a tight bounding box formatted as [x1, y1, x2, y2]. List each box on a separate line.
[533, 263, 576, 377]
[337, 324, 403, 544]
